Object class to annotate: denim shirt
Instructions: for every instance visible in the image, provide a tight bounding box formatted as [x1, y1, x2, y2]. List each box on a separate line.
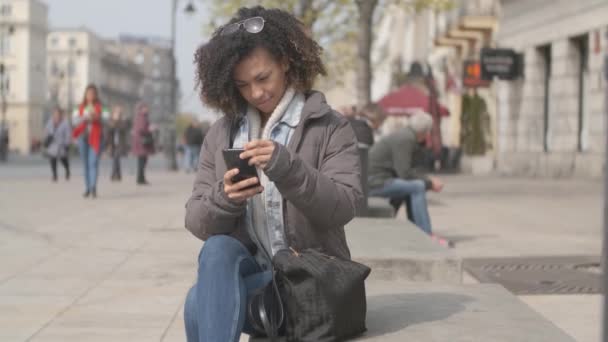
[232, 93, 304, 260]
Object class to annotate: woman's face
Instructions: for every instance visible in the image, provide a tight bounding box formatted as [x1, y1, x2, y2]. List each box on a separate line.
[233, 47, 289, 116]
[112, 107, 122, 120]
[52, 110, 61, 122]
[85, 88, 97, 103]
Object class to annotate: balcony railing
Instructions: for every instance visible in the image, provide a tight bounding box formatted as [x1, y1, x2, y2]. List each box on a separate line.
[459, 0, 499, 17]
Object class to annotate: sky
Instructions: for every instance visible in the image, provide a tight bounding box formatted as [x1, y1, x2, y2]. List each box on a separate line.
[43, 0, 215, 120]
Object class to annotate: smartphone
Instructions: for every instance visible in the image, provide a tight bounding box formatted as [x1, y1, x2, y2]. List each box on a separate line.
[222, 148, 259, 184]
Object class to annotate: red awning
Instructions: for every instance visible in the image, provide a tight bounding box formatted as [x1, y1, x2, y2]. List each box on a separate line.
[377, 84, 450, 117]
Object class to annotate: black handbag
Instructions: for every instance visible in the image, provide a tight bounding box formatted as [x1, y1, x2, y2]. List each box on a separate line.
[43, 135, 54, 148]
[248, 248, 371, 342]
[141, 131, 154, 149]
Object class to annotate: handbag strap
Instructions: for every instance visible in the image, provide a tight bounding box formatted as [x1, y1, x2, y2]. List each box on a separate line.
[248, 275, 284, 341]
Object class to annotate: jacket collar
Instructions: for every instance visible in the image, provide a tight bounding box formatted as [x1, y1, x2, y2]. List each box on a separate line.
[300, 90, 333, 122]
[286, 90, 333, 151]
[226, 90, 333, 149]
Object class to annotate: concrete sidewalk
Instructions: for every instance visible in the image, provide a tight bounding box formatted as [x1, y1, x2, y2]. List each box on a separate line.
[0, 170, 602, 341]
[428, 175, 603, 342]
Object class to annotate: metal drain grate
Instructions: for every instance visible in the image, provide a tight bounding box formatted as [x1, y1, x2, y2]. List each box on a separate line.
[464, 256, 602, 295]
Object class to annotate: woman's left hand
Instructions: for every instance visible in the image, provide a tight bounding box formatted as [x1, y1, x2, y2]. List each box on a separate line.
[241, 140, 275, 170]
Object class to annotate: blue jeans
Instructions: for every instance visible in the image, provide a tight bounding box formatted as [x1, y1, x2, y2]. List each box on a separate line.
[78, 137, 101, 193]
[370, 179, 433, 235]
[184, 235, 271, 342]
[183, 144, 201, 172]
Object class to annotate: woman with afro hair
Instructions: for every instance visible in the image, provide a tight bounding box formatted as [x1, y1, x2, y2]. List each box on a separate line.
[183, 6, 364, 341]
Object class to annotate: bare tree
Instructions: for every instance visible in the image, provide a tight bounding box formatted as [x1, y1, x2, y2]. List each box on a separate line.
[354, 0, 454, 107]
[355, 0, 378, 107]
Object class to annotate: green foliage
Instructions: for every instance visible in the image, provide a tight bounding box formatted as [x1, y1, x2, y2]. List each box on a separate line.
[203, 0, 454, 91]
[460, 94, 492, 156]
[204, 0, 357, 88]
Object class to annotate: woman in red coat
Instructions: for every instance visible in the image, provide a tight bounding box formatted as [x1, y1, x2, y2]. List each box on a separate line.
[72, 84, 109, 198]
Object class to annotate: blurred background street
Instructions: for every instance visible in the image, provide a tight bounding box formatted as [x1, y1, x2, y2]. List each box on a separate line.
[1, 0, 607, 341]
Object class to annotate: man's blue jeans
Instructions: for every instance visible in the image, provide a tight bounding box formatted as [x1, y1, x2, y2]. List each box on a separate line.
[184, 235, 271, 342]
[78, 137, 100, 193]
[183, 144, 201, 172]
[369, 179, 433, 235]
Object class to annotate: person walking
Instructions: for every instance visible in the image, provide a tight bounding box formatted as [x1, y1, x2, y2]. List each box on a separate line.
[183, 6, 364, 341]
[182, 121, 204, 173]
[106, 105, 129, 181]
[44, 107, 71, 182]
[131, 102, 154, 185]
[72, 84, 109, 198]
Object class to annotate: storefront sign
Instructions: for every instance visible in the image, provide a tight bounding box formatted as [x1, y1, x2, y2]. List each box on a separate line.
[463, 60, 490, 88]
[480, 48, 523, 80]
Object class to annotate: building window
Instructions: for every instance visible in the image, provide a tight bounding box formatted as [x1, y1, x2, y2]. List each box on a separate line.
[50, 36, 59, 48]
[50, 59, 59, 76]
[134, 51, 145, 64]
[153, 53, 161, 65]
[538, 44, 552, 153]
[152, 68, 160, 78]
[0, 30, 10, 56]
[68, 37, 77, 48]
[0, 4, 12, 16]
[572, 34, 589, 152]
[67, 60, 76, 77]
[1, 69, 11, 95]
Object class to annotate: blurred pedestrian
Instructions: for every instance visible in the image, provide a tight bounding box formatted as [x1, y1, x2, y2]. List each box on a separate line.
[368, 112, 452, 247]
[44, 107, 71, 182]
[131, 102, 154, 185]
[106, 105, 129, 181]
[0, 120, 8, 161]
[350, 103, 386, 147]
[72, 84, 109, 198]
[182, 121, 204, 173]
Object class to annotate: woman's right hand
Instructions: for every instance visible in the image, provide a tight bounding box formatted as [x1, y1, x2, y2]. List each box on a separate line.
[223, 168, 263, 203]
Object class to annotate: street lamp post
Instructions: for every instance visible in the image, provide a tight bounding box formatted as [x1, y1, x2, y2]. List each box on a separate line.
[0, 25, 13, 162]
[67, 50, 74, 114]
[165, 0, 196, 171]
[602, 27, 608, 342]
[65, 48, 82, 115]
[0, 62, 7, 162]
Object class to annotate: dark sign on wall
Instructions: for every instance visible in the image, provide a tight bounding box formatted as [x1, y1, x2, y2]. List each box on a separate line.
[463, 60, 491, 88]
[480, 48, 523, 80]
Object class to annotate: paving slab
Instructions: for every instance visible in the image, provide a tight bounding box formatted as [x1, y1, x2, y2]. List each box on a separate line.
[251, 282, 574, 342]
[0, 164, 601, 341]
[364, 197, 395, 218]
[346, 218, 462, 283]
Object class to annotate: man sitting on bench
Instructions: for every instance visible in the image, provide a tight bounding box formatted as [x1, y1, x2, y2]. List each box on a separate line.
[368, 112, 452, 247]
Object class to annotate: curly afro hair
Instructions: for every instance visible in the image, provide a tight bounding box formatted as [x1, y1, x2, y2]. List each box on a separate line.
[195, 6, 327, 117]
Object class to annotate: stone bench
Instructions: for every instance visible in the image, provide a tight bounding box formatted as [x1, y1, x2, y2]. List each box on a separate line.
[346, 217, 461, 283]
[363, 197, 395, 218]
[249, 282, 574, 342]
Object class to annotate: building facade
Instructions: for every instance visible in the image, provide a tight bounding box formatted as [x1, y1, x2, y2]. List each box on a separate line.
[496, 0, 607, 178]
[1, 0, 47, 154]
[117, 35, 177, 126]
[101, 40, 144, 118]
[47, 29, 103, 116]
[324, 0, 499, 162]
[47, 29, 143, 120]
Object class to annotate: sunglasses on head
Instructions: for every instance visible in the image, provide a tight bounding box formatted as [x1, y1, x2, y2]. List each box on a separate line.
[220, 16, 265, 36]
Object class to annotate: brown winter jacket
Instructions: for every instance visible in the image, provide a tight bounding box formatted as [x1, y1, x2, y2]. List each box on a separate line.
[185, 91, 364, 260]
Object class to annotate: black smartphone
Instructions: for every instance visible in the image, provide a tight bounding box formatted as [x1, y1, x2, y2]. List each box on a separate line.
[222, 148, 259, 184]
